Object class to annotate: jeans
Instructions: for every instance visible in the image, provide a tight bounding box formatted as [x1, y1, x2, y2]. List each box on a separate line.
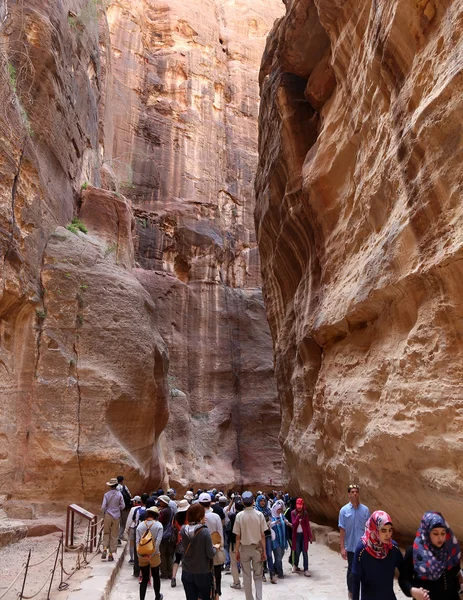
[140, 564, 161, 600]
[240, 544, 263, 600]
[294, 532, 308, 571]
[265, 537, 274, 574]
[182, 570, 213, 600]
[272, 545, 284, 577]
[347, 551, 354, 593]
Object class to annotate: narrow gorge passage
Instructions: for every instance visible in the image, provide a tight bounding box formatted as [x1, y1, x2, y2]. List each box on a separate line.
[1, 0, 462, 584]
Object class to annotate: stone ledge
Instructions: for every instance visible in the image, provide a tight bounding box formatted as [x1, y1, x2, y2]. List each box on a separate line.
[67, 542, 127, 600]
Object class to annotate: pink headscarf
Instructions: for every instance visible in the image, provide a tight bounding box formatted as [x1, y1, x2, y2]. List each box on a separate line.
[361, 510, 393, 559]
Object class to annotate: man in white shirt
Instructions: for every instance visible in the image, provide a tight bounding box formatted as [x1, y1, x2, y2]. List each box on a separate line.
[233, 491, 267, 600]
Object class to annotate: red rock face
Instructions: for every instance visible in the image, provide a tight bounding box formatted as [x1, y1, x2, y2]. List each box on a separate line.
[255, 0, 463, 537]
[0, 0, 284, 506]
[104, 0, 284, 490]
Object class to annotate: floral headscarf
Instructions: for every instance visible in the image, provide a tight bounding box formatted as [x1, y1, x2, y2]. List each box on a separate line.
[255, 495, 271, 520]
[413, 511, 461, 581]
[361, 510, 393, 559]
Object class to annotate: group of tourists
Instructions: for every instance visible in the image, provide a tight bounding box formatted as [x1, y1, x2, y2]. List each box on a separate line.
[339, 484, 463, 600]
[101, 478, 463, 600]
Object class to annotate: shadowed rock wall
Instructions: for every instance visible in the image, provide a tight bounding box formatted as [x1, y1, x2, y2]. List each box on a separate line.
[0, 0, 284, 507]
[104, 0, 284, 489]
[255, 0, 463, 538]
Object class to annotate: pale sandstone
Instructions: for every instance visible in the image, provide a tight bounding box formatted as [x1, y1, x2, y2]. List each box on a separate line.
[255, 0, 463, 538]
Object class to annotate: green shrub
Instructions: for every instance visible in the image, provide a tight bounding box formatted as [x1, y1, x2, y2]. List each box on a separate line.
[66, 217, 87, 234]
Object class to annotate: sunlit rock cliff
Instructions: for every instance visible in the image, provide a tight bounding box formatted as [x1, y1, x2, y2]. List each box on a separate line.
[255, 0, 463, 538]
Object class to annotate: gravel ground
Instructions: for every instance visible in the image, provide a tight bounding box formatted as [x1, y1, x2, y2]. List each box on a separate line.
[0, 515, 102, 600]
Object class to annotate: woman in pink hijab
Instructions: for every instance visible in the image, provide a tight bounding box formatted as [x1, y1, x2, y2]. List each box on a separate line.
[291, 498, 313, 576]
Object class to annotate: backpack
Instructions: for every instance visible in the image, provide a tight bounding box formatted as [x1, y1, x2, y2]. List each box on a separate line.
[162, 508, 177, 544]
[121, 485, 131, 510]
[137, 523, 154, 556]
[132, 506, 146, 527]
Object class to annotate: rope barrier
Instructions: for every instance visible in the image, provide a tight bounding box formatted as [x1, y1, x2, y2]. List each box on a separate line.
[0, 563, 26, 600]
[20, 569, 53, 599]
[28, 546, 60, 568]
[0, 512, 105, 599]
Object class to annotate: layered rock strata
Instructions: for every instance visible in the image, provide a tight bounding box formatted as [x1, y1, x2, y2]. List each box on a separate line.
[255, 0, 463, 538]
[104, 0, 284, 489]
[0, 0, 284, 506]
[0, 1, 168, 503]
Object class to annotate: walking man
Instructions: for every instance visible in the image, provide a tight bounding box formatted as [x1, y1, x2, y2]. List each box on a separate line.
[233, 491, 267, 600]
[116, 475, 131, 544]
[338, 484, 370, 599]
[101, 477, 125, 561]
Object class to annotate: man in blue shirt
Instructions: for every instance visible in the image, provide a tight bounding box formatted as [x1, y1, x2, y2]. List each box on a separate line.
[338, 484, 370, 599]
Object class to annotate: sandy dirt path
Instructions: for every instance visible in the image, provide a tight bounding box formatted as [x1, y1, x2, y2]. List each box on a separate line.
[109, 542, 349, 600]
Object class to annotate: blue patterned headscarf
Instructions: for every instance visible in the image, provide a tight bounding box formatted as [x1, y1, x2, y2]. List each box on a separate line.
[255, 495, 271, 520]
[413, 511, 461, 581]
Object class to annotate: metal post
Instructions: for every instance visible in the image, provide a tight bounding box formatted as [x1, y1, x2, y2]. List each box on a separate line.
[70, 511, 74, 549]
[46, 535, 62, 599]
[19, 549, 31, 599]
[65, 505, 71, 550]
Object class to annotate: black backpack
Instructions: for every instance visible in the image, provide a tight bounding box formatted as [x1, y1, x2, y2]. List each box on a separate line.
[121, 485, 132, 510]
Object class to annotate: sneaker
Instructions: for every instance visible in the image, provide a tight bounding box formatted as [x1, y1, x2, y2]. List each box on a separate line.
[128, 559, 134, 564]
[101, 550, 107, 560]
[230, 583, 241, 589]
[262, 574, 267, 582]
[271, 576, 278, 584]
[156, 595, 163, 600]
[171, 578, 176, 587]
[118, 539, 122, 546]
[108, 554, 114, 562]
[304, 571, 310, 577]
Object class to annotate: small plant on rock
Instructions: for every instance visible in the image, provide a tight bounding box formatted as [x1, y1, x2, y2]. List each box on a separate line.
[36, 308, 46, 321]
[66, 217, 88, 234]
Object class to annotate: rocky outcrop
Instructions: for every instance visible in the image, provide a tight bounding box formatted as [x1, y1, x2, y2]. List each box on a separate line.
[255, 0, 463, 538]
[0, 0, 284, 506]
[103, 0, 284, 489]
[0, 2, 168, 503]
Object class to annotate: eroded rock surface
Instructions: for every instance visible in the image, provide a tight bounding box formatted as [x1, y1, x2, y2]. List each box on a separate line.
[255, 0, 463, 537]
[0, 0, 284, 507]
[104, 0, 284, 488]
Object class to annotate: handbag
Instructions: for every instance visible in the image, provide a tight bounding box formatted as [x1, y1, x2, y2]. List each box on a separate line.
[137, 523, 154, 556]
[211, 531, 225, 565]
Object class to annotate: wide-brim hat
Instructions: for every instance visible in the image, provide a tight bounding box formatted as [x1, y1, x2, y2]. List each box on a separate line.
[184, 491, 194, 500]
[158, 495, 170, 505]
[146, 506, 159, 515]
[177, 499, 189, 512]
[106, 477, 118, 486]
[131, 495, 141, 502]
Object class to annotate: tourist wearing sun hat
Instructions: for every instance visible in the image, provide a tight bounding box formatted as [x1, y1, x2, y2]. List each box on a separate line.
[137, 506, 163, 600]
[101, 478, 125, 562]
[171, 499, 190, 588]
[158, 495, 176, 580]
[124, 495, 142, 564]
[184, 491, 195, 502]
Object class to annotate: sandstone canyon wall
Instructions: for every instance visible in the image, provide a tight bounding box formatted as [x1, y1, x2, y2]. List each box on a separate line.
[255, 0, 463, 538]
[0, 0, 283, 509]
[104, 0, 284, 490]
